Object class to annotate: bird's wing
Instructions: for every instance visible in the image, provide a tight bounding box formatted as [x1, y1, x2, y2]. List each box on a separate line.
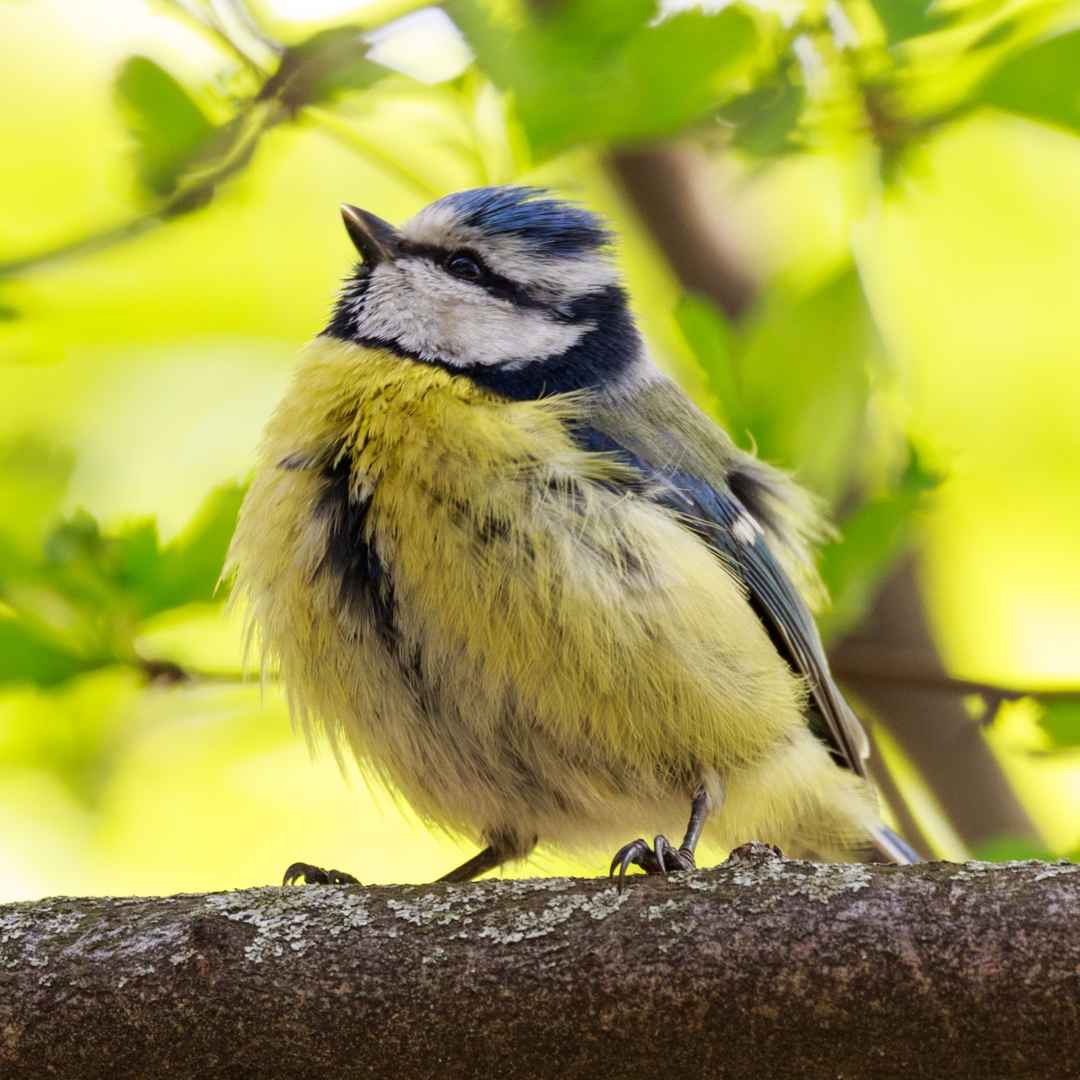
[583, 375, 870, 777]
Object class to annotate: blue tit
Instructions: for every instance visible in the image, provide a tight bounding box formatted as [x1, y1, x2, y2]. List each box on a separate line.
[227, 186, 918, 888]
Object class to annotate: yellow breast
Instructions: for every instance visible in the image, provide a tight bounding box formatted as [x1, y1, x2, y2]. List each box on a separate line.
[228, 338, 814, 846]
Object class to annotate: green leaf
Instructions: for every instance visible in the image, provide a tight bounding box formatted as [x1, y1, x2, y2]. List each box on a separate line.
[1038, 698, 1080, 749]
[978, 28, 1080, 135]
[39, 484, 244, 624]
[0, 618, 94, 688]
[145, 482, 246, 614]
[454, 0, 759, 159]
[0, 483, 245, 688]
[868, 0, 953, 45]
[734, 268, 880, 496]
[818, 446, 941, 640]
[115, 56, 217, 196]
[719, 75, 804, 157]
[970, 16, 1023, 52]
[675, 293, 749, 439]
[42, 511, 152, 612]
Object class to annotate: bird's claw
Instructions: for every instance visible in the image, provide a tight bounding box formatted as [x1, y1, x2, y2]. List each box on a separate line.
[609, 834, 695, 892]
[282, 861, 361, 886]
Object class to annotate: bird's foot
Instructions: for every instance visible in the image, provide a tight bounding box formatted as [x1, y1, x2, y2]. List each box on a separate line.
[282, 862, 361, 886]
[609, 835, 695, 892]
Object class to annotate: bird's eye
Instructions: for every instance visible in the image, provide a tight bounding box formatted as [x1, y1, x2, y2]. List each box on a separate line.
[445, 252, 484, 282]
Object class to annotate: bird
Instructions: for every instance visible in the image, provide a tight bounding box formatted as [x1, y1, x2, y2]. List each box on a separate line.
[227, 185, 918, 890]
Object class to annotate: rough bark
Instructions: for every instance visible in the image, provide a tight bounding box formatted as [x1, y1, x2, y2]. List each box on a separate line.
[2, 844, 1078, 1080]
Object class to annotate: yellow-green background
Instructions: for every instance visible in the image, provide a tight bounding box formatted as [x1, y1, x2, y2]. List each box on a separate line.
[2, 0, 1079, 900]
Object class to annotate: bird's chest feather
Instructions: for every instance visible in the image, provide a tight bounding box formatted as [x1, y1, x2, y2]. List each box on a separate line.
[234, 343, 653, 695]
[230, 342, 802, 834]
[338, 373, 648, 664]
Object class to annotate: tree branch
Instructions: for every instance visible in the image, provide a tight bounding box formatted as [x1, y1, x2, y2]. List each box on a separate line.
[2, 844, 1078, 1079]
[831, 643, 1080, 713]
[0, 100, 284, 280]
[833, 554, 1042, 847]
[865, 724, 935, 858]
[609, 143, 757, 321]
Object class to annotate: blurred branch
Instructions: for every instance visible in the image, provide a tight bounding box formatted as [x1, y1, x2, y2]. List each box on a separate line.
[136, 657, 257, 686]
[3, 845, 1078, 1079]
[609, 144, 757, 321]
[0, 99, 284, 280]
[0, 18, 390, 282]
[608, 146, 1040, 854]
[832, 645, 1080, 715]
[865, 724, 934, 859]
[0, 212, 173, 281]
[832, 554, 1041, 847]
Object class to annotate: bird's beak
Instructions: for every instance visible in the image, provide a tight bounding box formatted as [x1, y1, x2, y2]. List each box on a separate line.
[340, 204, 400, 266]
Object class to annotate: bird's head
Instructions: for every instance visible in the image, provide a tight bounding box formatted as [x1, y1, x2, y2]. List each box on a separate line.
[324, 186, 643, 399]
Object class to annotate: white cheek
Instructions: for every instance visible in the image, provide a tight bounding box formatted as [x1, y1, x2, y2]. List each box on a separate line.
[352, 260, 589, 368]
[452, 305, 589, 368]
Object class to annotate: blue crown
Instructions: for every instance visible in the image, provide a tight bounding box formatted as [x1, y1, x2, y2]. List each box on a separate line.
[433, 186, 611, 257]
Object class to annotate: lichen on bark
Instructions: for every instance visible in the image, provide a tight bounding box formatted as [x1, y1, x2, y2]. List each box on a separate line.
[1, 844, 1078, 1079]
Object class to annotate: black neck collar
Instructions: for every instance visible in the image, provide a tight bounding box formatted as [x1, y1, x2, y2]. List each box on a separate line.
[323, 284, 641, 401]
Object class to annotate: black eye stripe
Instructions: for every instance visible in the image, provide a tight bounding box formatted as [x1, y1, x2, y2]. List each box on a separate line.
[396, 239, 548, 310]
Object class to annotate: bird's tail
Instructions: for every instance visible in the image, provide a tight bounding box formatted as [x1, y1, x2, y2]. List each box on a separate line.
[870, 824, 921, 864]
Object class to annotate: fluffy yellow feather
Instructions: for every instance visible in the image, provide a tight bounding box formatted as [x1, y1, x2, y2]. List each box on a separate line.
[229, 338, 879, 870]
[229, 187, 915, 884]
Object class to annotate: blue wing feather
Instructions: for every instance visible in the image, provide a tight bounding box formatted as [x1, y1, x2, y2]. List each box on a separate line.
[570, 424, 870, 778]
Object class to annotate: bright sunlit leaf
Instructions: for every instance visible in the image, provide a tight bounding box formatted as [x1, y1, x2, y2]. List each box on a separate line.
[867, 0, 953, 45]
[979, 28, 1080, 135]
[0, 618, 92, 688]
[454, 0, 760, 158]
[1038, 699, 1080, 750]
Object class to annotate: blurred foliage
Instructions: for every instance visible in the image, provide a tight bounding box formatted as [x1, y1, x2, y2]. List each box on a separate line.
[818, 444, 943, 641]
[115, 55, 217, 196]
[453, 0, 759, 157]
[0, 479, 243, 688]
[974, 834, 1080, 863]
[978, 27, 1080, 134]
[868, 0, 953, 45]
[2, 0, 1080, 899]
[1039, 699, 1080, 750]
